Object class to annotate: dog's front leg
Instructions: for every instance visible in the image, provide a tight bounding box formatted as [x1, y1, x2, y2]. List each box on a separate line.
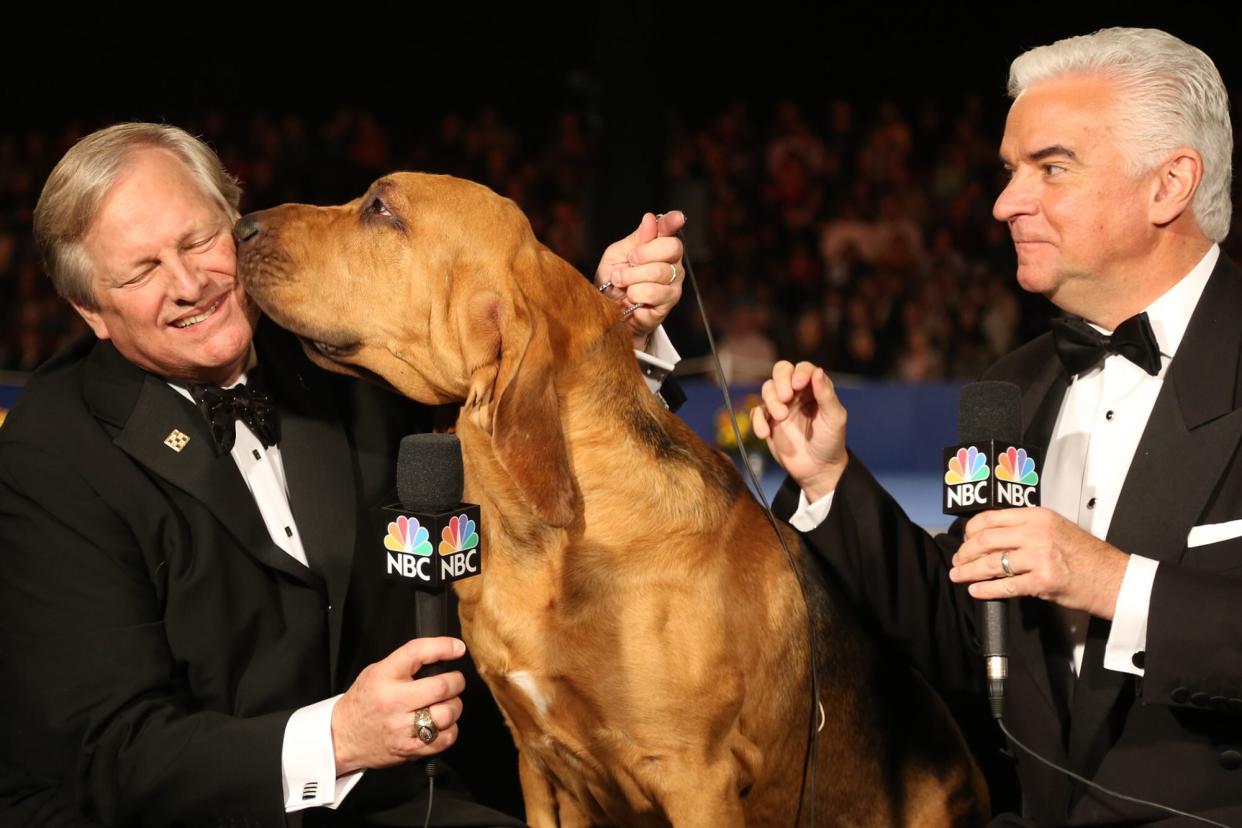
[658, 769, 748, 828]
[518, 753, 591, 828]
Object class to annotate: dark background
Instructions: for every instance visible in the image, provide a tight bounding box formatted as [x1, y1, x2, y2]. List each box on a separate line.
[4, 3, 1241, 379]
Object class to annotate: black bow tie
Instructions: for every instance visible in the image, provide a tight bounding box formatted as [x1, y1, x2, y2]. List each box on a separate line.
[188, 374, 281, 453]
[1050, 312, 1162, 377]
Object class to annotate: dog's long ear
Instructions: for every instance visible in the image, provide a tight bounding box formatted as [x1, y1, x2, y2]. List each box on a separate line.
[459, 285, 577, 528]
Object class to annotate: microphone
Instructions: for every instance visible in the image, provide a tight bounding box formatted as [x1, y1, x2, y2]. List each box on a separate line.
[386, 433, 484, 679]
[943, 381, 1042, 719]
[390, 433, 481, 793]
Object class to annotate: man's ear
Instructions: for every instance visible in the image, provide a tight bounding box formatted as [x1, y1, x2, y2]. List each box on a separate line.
[1150, 148, 1204, 228]
[70, 301, 111, 340]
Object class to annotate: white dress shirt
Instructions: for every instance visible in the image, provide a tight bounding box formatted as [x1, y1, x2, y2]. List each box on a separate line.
[172, 330, 682, 812]
[792, 245, 1220, 679]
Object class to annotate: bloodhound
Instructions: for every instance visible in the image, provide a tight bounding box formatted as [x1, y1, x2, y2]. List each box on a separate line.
[235, 173, 988, 827]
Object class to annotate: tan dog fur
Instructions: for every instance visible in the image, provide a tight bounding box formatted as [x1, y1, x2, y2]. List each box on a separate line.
[237, 173, 989, 827]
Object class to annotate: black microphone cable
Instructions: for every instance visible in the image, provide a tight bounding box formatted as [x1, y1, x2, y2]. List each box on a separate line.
[996, 718, 1233, 828]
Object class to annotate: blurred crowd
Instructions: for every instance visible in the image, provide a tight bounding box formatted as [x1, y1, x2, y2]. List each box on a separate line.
[4, 98, 1239, 381]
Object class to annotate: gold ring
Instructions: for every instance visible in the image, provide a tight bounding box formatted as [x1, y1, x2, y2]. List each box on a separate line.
[668, 263, 679, 285]
[413, 707, 438, 745]
[1000, 551, 1014, 577]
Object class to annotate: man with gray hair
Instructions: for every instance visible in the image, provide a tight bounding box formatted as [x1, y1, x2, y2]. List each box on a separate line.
[0, 122, 687, 825]
[757, 27, 1242, 826]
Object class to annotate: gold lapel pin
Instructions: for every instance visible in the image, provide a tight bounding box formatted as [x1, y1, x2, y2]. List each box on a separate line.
[164, 429, 191, 452]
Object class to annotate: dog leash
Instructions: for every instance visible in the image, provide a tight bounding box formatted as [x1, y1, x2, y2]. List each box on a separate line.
[671, 229, 825, 828]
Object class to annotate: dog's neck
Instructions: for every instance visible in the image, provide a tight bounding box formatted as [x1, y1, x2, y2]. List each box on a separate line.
[455, 248, 739, 562]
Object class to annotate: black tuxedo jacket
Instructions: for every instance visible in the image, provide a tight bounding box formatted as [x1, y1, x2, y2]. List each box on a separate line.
[0, 320, 522, 827]
[780, 256, 1242, 826]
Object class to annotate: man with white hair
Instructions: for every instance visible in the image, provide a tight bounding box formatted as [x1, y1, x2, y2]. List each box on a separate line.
[0, 122, 686, 825]
[757, 28, 1242, 826]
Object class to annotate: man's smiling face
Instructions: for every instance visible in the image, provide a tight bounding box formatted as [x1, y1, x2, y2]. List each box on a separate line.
[74, 147, 258, 384]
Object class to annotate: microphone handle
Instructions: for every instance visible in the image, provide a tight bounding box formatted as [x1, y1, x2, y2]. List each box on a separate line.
[415, 588, 452, 679]
[981, 598, 1008, 719]
[414, 587, 449, 785]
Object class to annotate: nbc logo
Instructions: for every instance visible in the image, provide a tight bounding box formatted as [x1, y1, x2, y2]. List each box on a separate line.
[437, 514, 482, 580]
[995, 447, 1039, 486]
[945, 446, 989, 485]
[439, 515, 479, 556]
[384, 515, 437, 581]
[384, 510, 483, 585]
[944, 445, 991, 509]
[994, 446, 1040, 507]
[384, 515, 434, 556]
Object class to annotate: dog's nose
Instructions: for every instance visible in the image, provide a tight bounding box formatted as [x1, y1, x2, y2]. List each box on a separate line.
[234, 215, 262, 244]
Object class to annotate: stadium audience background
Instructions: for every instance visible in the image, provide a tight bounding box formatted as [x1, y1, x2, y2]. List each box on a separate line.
[5, 99, 1240, 382]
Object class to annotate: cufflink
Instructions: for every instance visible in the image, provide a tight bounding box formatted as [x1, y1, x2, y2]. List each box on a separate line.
[642, 364, 671, 384]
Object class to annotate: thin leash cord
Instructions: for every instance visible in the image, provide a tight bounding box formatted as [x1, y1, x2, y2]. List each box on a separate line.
[997, 718, 1233, 827]
[675, 234, 821, 828]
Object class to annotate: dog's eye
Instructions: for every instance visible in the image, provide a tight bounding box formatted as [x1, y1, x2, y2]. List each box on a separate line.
[368, 197, 393, 218]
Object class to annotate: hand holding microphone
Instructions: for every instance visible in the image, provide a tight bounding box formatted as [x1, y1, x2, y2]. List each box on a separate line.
[950, 502, 1130, 621]
[330, 636, 467, 776]
[942, 381, 1039, 719]
[330, 433, 483, 777]
[944, 383, 1128, 622]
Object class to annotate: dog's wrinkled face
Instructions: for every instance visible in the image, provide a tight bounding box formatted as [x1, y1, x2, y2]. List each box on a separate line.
[236, 172, 579, 526]
[236, 172, 533, 404]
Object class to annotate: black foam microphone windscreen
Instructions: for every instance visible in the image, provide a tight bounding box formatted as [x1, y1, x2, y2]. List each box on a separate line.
[958, 381, 1022, 445]
[397, 433, 463, 513]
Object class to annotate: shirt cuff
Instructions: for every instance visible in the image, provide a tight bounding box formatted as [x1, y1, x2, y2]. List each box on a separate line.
[788, 488, 837, 532]
[1103, 555, 1159, 676]
[635, 326, 680, 394]
[282, 695, 364, 811]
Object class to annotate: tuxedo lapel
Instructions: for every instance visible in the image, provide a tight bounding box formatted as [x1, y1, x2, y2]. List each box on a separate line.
[1069, 256, 1242, 777]
[86, 342, 321, 589]
[258, 325, 358, 683]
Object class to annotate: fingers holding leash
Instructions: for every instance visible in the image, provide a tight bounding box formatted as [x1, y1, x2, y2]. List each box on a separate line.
[611, 219, 685, 333]
[594, 211, 687, 347]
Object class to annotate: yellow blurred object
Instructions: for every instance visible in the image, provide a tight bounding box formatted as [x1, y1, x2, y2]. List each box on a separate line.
[714, 394, 764, 451]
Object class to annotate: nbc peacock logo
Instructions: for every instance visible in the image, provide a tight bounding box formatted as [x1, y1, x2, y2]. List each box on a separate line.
[439, 515, 479, 556]
[995, 447, 1039, 486]
[384, 515, 434, 557]
[945, 446, 989, 485]
[383, 507, 483, 585]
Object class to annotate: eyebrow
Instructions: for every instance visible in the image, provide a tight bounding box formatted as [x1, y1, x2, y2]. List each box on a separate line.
[1029, 144, 1078, 162]
[1001, 144, 1079, 166]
